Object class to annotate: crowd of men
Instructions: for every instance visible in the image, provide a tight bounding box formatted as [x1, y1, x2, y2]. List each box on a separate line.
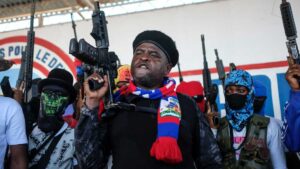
[0, 30, 299, 169]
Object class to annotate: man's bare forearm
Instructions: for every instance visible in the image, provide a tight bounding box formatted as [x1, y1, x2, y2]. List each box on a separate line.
[10, 144, 28, 169]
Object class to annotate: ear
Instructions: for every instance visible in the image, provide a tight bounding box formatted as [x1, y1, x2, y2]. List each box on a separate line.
[164, 63, 172, 76]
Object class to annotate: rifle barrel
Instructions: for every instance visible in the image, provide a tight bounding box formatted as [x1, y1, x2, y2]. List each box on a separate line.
[177, 62, 183, 82]
[71, 13, 78, 41]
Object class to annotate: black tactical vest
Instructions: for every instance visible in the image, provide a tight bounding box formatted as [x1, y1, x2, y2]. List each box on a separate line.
[217, 114, 271, 169]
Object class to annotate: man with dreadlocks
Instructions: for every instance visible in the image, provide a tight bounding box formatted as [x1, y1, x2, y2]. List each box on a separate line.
[216, 69, 286, 169]
[75, 30, 222, 169]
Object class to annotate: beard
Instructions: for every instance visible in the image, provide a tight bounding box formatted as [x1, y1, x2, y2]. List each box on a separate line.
[134, 74, 161, 89]
[132, 65, 164, 89]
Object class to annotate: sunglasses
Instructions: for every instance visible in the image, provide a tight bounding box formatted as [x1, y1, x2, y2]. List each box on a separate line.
[193, 95, 204, 102]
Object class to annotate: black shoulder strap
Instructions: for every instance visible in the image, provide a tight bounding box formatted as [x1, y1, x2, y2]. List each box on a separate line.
[29, 131, 56, 162]
[106, 101, 157, 114]
[29, 130, 65, 169]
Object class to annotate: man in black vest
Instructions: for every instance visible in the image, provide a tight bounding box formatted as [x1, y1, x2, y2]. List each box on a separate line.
[216, 69, 286, 169]
[75, 30, 223, 169]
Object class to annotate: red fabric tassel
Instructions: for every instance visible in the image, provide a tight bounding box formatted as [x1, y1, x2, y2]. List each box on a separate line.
[150, 137, 183, 164]
[63, 116, 78, 128]
[98, 99, 105, 120]
[74, 58, 82, 67]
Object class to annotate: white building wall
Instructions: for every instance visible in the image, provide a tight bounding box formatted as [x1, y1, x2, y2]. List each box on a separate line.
[2, 0, 299, 70]
[1, 0, 299, 119]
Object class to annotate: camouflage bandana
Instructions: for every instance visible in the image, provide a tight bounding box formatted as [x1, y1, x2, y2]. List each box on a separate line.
[224, 69, 255, 131]
[41, 90, 69, 116]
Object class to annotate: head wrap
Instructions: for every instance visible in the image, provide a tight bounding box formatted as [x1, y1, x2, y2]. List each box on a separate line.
[253, 80, 266, 97]
[176, 81, 205, 112]
[224, 69, 255, 131]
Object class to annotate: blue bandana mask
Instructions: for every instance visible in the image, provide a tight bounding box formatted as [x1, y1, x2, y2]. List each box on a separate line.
[224, 70, 255, 131]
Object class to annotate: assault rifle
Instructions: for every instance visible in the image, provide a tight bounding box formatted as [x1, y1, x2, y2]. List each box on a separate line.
[2, 0, 36, 101]
[69, 2, 119, 103]
[22, 0, 37, 135]
[201, 34, 219, 127]
[23, 0, 36, 104]
[8, 0, 38, 135]
[280, 0, 300, 82]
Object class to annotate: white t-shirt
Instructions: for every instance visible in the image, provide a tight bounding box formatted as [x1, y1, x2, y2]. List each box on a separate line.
[29, 123, 77, 169]
[0, 96, 28, 169]
[232, 117, 287, 169]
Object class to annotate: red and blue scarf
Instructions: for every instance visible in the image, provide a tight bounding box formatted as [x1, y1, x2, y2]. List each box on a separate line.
[114, 77, 183, 164]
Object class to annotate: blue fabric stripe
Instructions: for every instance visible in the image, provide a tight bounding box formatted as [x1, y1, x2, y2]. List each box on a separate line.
[132, 78, 176, 99]
[157, 123, 179, 139]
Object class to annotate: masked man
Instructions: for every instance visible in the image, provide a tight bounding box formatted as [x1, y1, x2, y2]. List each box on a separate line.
[76, 30, 222, 169]
[253, 80, 267, 115]
[217, 69, 286, 169]
[28, 68, 78, 169]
